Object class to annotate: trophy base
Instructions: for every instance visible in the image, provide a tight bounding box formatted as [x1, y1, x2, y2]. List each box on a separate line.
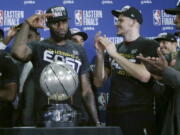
[42, 103, 80, 127]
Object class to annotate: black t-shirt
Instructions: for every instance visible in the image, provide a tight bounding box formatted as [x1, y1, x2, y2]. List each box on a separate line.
[0, 50, 18, 127]
[0, 50, 18, 94]
[105, 37, 159, 112]
[28, 39, 90, 114]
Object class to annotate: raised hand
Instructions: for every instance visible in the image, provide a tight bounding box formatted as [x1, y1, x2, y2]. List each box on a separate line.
[98, 36, 117, 57]
[26, 13, 53, 28]
[94, 31, 105, 54]
[136, 47, 168, 76]
[7, 27, 19, 38]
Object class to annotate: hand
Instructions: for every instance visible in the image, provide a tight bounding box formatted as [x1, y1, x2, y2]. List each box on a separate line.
[136, 47, 168, 76]
[7, 27, 19, 38]
[26, 13, 53, 28]
[151, 74, 162, 80]
[98, 36, 117, 58]
[94, 31, 105, 54]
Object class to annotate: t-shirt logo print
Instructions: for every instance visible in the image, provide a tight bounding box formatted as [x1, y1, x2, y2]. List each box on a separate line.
[131, 49, 138, 54]
[72, 50, 79, 56]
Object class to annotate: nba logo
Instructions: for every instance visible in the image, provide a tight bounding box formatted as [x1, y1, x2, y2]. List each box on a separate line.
[153, 10, 161, 26]
[74, 10, 83, 26]
[0, 10, 3, 26]
[35, 10, 44, 15]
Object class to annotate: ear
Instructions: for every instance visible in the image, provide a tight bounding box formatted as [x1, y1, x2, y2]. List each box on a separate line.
[130, 19, 136, 26]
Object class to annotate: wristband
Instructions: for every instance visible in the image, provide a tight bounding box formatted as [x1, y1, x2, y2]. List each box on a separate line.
[96, 121, 101, 126]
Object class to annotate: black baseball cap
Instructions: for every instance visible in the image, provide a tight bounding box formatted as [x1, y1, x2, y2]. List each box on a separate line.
[70, 28, 88, 41]
[46, 6, 70, 23]
[165, 4, 180, 15]
[112, 5, 143, 24]
[155, 33, 177, 42]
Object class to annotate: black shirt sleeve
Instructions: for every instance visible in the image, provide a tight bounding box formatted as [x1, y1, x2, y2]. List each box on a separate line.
[0, 51, 18, 85]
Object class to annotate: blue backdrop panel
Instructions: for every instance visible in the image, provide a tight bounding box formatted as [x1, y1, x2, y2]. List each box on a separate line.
[0, 0, 178, 60]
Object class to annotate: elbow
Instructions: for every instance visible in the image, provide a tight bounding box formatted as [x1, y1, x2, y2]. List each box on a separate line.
[11, 47, 29, 62]
[93, 78, 104, 88]
[139, 73, 151, 83]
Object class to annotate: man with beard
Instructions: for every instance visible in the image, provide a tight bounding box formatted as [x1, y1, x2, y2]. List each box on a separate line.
[94, 5, 159, 135]
[137, 4, 180, 135]
[11, 6, 100, 126]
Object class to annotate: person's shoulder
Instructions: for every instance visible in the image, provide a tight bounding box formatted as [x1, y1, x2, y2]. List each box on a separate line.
[67, 40, 84, 50]
[28, 39, 52, 47]
[138, 37, 159, 47]
[67, 40, 81, 46]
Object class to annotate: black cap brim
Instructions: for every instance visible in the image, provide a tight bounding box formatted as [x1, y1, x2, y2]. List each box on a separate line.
[165, 8, 180, 15]
[47, 16, 71, 23]
[154, 38, 166, 42]
[73, 32, 88, 41]
[155, 38, 176, 42]
[112, 10, 122, 18]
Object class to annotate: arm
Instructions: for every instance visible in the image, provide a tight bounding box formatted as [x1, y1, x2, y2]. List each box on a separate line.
[81, 73, 100, 125]
[162, 67, 180, 89]
[93, 32, 110, 87]
[11, 14, 51, 62]
[99, 37, 151, 83]
[0, 83, 17, 101]
[112, 53, 151, 82]
[11, 22, 32, 62]
[137, 47, 180, 89]
[93, 52, 110, 87]
[0, 53, 18, 101]
[3, 27, 18, 45]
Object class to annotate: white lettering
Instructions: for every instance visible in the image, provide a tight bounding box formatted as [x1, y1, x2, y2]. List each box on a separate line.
[44, 50, 54, 63]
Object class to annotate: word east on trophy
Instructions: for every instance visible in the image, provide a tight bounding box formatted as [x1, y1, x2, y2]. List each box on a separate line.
[40, 61, 79, 127]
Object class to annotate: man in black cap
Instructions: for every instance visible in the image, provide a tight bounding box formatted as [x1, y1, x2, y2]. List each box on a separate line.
[94, 5, 159, 135]
[155, 33, 177, 55]
[11, 6, 100, 126]
[137, 4, 180, 135]
[70, 28, 88, 46]
[153, 33, 177, 134]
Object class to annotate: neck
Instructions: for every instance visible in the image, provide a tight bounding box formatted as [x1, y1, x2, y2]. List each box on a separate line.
[172, 48, 177, 53]
[124, 29, 140, 42]
[49, 37, 67, 46]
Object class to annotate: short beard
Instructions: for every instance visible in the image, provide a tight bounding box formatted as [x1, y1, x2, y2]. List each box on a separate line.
[50, 29, 69, 42]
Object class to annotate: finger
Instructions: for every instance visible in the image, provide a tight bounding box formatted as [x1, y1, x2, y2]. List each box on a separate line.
[96, 31, 101, 37]
[136, 53, 145, 59]
[151, 57, 156, 61]
[157, 47, 166, 61]
[95, 31, 101, 42]
[136, 56, 148, 62]
[43, 13, 54, 18]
